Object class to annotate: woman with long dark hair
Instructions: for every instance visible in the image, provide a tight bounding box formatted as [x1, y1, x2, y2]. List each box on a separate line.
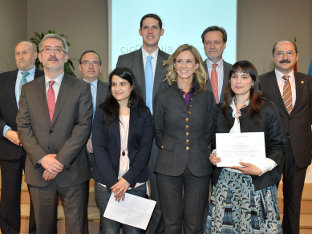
[92, 67, 153, 234]
[205, 60, 285, 233]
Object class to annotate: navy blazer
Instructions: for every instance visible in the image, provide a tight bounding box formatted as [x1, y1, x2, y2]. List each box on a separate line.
[92, 105, 154, 189]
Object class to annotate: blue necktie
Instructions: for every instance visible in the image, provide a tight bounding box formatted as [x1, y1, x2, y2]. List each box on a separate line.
[19, 71, 29, 96]
[90, 83, 96, 117]
[145, 55, 154, 113]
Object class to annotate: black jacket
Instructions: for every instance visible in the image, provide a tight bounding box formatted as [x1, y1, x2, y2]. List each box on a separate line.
[212, 100, 286, 190]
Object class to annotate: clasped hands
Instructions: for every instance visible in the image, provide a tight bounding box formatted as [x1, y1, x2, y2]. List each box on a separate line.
[41, 154, 64, 181]
[209, 153, 262, 176]
[111, 177, 130, 202]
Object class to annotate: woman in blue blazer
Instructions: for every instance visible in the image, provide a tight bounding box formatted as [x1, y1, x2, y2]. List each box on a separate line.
[92, 67, 154, 234]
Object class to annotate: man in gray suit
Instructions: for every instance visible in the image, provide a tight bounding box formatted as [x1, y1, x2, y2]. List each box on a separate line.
[79, 50, 108, 158]
[116, 13, 169, 234]
[17, 34, 92, 234]
[201, 26, 232, 103]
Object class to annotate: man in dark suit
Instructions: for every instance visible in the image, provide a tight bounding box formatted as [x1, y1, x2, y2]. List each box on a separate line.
[116, 13, 169, 234]
[0, 41, 43, 234]
[259, 40, 312, 234]
[79, 50, 108, 160]
[17, 34, 92, 234]
[201, 26, 232, 103]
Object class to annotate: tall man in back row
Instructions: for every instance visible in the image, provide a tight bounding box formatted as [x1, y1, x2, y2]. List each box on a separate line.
[260, 40, 312, 234]
[201, 26, 232, 103]
[116, 13, 169, 234]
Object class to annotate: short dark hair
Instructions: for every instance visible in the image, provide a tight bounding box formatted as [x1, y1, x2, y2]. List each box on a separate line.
[201, 26, 227, 43]
[272, 41, 298, 55]
[101, 67, 145, 123]
[140, 13, 162, 29]
[79, 50, 102, 65]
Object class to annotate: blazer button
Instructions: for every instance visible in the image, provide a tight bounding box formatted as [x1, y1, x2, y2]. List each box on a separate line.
[188, 111, 192, 116]
[161, 145, 164, 149]
[185, 125, 189, 130]
[189, 104, 193, 108]
[185, 117, 189, 122]
[185, 132, 189, 136]
[185, 139, 189, 144]
[186, 146, 190, 151]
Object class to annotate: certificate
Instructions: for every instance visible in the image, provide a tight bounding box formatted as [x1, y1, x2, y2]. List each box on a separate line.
[104, 192, 156, 230]
[216, 132, 266, 167]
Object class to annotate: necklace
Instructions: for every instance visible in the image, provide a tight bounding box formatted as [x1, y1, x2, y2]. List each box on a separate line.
[234, 97, 247, 118]
[120, 115, 129, 156]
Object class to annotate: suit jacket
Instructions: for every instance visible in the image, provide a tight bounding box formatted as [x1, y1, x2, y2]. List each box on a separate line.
[212, 101, 286, 190]
[154, 82, 215, 177]
[116, 48, 169, 103]
[0, 69, 44, 161]
[96, 79, 109, 108]
[92, 106, 154, 189]
[17, 73, 93, 187]
[259, 71, 312, 168]
[204, 59, 232, 103]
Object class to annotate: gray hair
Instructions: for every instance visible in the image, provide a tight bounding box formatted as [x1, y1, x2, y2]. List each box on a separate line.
[16, 41, 37, 52]
[39, 33, 69, 54]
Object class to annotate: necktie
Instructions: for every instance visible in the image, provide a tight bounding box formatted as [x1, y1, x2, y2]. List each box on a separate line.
[282, 75, 292, 114]
[145, 55, 154, 113]
[47, 81, 56, 122]
[211, 63, 219, 103]
[19, 71, 30, 96]
[90, 83, 96, 118]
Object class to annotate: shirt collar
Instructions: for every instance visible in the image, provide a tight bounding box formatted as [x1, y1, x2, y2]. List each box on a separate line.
[18, 66, 36, 76]
[142, 47, 159, 60]
[275, 68, 295, 81]
[207, 58, 223, 68]
[45, 72, 64, 86]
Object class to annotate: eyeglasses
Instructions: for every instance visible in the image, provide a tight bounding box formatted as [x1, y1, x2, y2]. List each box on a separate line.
[275, 51, 296, 58]
[81, 60, 101, 66]
[41, 47, 65, 54]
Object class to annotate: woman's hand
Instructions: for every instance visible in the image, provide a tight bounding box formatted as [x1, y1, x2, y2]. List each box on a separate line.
[111, 177, 130, 202]
[209, 153, 221, 166]
[231, 162, 262, 176]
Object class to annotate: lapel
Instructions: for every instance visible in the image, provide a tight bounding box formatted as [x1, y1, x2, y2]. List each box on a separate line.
[127, 108, 137, 148]
[291, 72, 303, 115]
[220, 61, 231, 102]
[96, 80, 106, 107]
[134, 50, 146, 99]
[51, 74, 72, 125]
[6, 70, 19, 113]
[153, 50, 167, 98]
[204, 60, 213, 92]
[36, 76, 51, 125]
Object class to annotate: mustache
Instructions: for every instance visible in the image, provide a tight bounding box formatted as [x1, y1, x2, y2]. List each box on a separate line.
[48, 56, 58, 61]
[279, 59, 291, 64]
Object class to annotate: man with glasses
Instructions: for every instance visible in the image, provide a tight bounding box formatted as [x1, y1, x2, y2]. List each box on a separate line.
[259, 40, 312, 234]
[0, 41, 43, 234]
[201, 26, 232, 104]
[17, 34, 93, 234]
[79, 50, 108, 163]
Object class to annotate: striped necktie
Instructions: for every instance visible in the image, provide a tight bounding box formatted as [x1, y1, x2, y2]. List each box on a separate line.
[282, 75, 292, 114]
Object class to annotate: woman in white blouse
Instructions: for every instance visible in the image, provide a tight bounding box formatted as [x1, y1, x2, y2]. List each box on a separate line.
[205, 60, 285, 234]
[92, 67, 153, 234]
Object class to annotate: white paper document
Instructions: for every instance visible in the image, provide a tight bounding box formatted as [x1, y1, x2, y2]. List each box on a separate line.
[104, 192, 156, 230]
[216, 132, 266, 167]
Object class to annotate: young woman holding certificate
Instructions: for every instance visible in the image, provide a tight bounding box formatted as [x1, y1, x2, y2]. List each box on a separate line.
[92, 67, 153, 234]
[206, 60, 285, 234]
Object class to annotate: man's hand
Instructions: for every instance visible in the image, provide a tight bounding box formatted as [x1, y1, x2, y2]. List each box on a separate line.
[86, 138, 93, 153]
[41, 154, 64, 175]
[231, 162, 262, 176]
[43, 169, 57, 181]
[5, 130, 22, 146]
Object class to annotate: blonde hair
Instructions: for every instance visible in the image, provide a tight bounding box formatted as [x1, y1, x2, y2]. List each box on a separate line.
[163, 44, 207, 92]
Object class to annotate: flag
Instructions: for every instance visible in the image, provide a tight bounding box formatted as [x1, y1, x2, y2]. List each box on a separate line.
[309, 59, 312, 76]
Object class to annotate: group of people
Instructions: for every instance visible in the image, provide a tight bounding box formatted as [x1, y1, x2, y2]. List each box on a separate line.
[0, 12, 311, 234]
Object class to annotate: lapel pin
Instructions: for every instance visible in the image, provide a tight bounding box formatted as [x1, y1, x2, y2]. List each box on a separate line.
[301, 81, 304, 84]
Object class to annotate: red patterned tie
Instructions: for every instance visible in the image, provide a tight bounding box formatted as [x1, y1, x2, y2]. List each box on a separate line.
[47, 81, 55, 122]
[282, 75, 292, 114]
[211, 63, 219, 103]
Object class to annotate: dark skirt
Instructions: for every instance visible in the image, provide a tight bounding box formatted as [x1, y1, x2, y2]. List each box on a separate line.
[205, 169, 282, 234]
